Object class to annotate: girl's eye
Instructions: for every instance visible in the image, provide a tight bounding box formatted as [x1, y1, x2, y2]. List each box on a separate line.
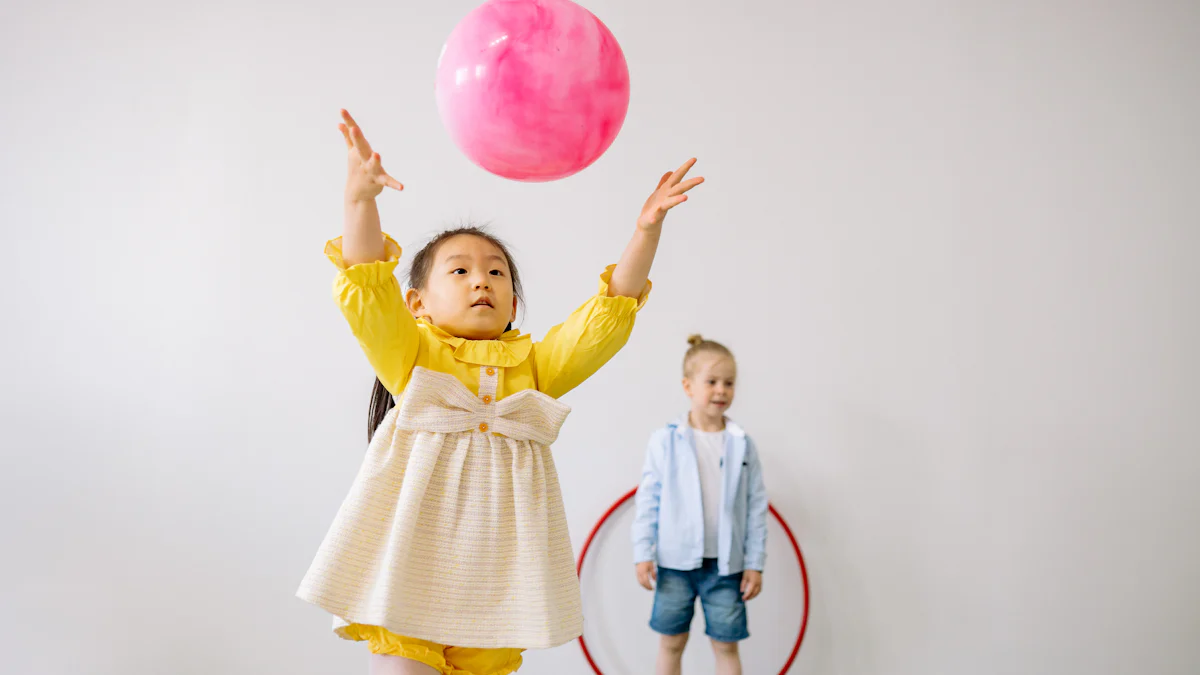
[452, 268, 467, 275]
[708, 380, 717, 385]
[490, 269, 504, 276]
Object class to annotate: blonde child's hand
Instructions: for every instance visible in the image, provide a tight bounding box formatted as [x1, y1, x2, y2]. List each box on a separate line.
[635, 561, 657, 590]
[636, 158, 705, 232]
[741, 570, 763, 600]
[338, 109, 404, 203]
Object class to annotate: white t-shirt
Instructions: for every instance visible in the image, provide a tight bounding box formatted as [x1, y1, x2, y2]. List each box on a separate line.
[692, 428, 726, 558]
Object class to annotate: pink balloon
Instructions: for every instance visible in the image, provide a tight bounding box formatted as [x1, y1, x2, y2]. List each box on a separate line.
[435, 0, 630, 182]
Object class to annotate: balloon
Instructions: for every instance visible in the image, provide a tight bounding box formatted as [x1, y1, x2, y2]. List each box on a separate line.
[436, 0, 630, 182]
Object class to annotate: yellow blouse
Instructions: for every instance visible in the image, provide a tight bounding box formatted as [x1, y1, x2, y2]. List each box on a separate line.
[325, 234, 650, 400]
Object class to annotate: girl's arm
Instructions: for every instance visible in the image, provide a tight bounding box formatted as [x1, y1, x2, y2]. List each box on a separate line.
[607, 158, 705, 298]
[338, 109, 404, 267]
[327, 110, 418, 395]
[533, 159, 703, 398]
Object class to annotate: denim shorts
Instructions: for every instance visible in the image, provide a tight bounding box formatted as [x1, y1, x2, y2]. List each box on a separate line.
[649, 558, 749, 642]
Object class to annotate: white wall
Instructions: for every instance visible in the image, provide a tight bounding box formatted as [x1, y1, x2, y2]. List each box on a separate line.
[2, 0, 1198, 673]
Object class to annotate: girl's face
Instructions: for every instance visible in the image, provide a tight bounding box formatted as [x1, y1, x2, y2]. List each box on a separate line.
[683, 354, 737, 418]
[405, 234, 517, 340]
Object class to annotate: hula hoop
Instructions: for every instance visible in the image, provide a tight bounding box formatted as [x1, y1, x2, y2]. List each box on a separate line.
[576, 487, 810, 674]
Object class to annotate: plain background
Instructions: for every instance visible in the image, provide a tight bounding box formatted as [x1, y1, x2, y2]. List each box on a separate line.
[2, 0, 1198, 673]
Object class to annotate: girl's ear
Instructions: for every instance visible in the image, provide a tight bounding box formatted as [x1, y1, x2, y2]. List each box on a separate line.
[405, 288, 425, 319]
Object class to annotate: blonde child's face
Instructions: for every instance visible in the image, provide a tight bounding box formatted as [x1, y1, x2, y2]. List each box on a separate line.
[682, 354, 737, 418]
[405, 235, 517, 340]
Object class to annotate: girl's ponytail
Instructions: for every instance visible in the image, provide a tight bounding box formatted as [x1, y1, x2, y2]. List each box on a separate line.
[367, 378, 395, 442]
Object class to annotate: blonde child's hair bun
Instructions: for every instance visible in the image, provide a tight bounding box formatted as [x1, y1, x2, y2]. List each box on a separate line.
[682, 334, 735, 376]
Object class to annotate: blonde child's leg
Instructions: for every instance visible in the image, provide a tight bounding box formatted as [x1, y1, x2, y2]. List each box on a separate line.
[696, 563, 747, 675]
[710, 639, 742, 675]
[368, 654, 439, 675]
[656, 632, 689, 675]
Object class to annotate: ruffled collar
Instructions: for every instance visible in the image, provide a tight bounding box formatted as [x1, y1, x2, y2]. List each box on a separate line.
[418, 319, 533, 367]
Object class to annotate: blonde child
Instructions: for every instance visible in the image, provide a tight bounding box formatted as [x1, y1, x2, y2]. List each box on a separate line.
[297, 110, 704, 675]
[632, 336, 768, 675]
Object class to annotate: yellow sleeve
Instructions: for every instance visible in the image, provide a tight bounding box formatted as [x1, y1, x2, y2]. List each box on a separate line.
[535, 265, 651, 399]
[326, 234, 419, 395]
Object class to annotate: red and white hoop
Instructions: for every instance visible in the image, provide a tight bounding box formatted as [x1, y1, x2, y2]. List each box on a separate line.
[576, 487, 811, 674]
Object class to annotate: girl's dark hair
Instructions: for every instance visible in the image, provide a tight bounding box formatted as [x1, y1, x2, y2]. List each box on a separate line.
[367, 225, 524, 441]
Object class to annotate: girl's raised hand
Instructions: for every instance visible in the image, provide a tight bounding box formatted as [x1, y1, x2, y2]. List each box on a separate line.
[636, 158, 704, 231]
[339, 109, 404, 202]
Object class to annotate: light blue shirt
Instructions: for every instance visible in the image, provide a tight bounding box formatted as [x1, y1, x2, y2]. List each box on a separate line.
[632, 415, 769, 576]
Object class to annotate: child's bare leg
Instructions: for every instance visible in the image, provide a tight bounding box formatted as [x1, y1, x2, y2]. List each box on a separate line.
[710, 638, 742, 675]
[656, 632, 689, 675]
[368, 653, 439, 675]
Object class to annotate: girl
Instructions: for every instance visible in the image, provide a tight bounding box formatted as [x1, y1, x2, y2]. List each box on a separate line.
[297, 110, 704, 675]
[632, 336, 769, 675]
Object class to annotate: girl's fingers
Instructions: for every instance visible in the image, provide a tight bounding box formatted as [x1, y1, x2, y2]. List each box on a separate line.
[350, 125, 374, 162]
[382, 174, 404, 191]
[670, 176, 705, 196]
[341, 110, 370, 158]
[367, 153, 404, 191]
[663, 194, 688, 210]
[655, 171, 672, 189]
[668, 157, 697, 186]
[343, 111, 398, 189]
